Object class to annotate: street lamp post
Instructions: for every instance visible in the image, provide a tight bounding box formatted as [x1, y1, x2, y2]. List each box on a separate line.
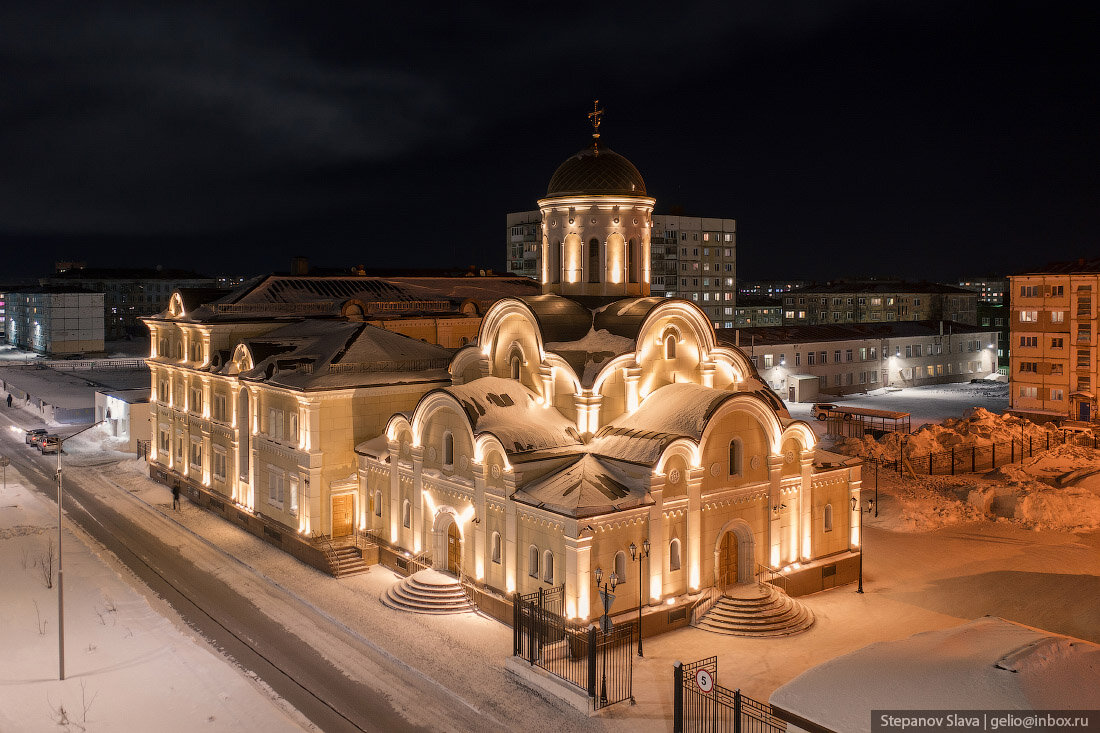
[629, 539, 650, 657]
[56, 419, 106, 680]
[851, 495, 875, 594]
[593, 566, 618, 705]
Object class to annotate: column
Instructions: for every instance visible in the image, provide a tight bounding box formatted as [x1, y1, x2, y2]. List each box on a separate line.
[648, 480, 665, 603]
[540, 365, 554, 407]
[505, 497, 518, 594]
[472, 463, 487, 581]
[700, 360, 716, 388]
[387, 440, 402, 545]
[624, 365, 642, 412]
[849, 467, 863, 551]
[767, 454, 784, 568]
[685, 466, 704, 590]
[410, 446, 425, 554]
[565, 531, 593, 619]
[799, 450, 815, 561]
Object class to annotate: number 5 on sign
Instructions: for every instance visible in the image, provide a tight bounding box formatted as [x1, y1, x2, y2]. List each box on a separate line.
[695, 668, 713, 693]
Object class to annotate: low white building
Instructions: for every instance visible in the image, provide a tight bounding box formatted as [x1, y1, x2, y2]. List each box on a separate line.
[95, 388, 151, 454]
[720, 321, 1000, 401]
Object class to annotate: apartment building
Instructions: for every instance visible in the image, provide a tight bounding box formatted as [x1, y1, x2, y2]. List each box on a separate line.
[783, 281, 978, 327]
[1008, 258, 1100, 423]
[957, 276, 1010, 366]
[738, 280, 810, 299]
[506, 209, 737, 324]
[732, 296, 784, 328]
[718, 321, 999, 401]
[5, 288, 105, 356]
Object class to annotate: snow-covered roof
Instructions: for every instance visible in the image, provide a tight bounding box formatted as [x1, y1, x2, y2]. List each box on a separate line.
[512, 453, 652, 518]
[442, 376, 583, 456]
[587, 383, 737, 464]
[235, 320, 452, 390]
[769, 617, 1100, 733]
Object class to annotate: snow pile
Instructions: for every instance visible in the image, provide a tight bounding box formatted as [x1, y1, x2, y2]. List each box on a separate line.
[835, 407, 1069, 462]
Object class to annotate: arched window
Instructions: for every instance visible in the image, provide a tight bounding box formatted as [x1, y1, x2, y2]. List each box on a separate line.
[528, 545, 540, 578]
[665, 334, 677, 360]
[824, 503, 833, 532]
[669, 538, 682, 572]
[510, 355, 521, 381]
[614, 550, 626, 583]
[588, 238, 601, 283]
[442, 431, 454, 468]
[628, 238, 639, 283]
[374, 490, 382, 517]
[543, 550, 555, 583]
[176, 342, 184, 360]
[491, 532, 501, 564]
[728, 439, 743, 476]
[402, 499, 411, 529]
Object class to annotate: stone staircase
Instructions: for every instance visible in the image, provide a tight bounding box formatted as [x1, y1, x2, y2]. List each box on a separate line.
[382, 569, 475, 615]
[695, 583, 814, 637]
[328, 545, 371, 577]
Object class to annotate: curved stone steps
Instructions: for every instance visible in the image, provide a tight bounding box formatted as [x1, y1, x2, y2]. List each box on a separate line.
[696, 583, 814, 637]
[382, 569, 475, 615]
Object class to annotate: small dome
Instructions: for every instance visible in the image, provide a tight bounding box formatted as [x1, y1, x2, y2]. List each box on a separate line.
[546, 144, 647, 197]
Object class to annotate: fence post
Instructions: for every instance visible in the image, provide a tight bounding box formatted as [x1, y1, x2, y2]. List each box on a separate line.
[513, 593, 520, 657]
[588, 626, 598, 701]
[1029, 436, 1032, 456]
[972, 447, 976, 473]
[951, 446, 955, 476]
[929, 453, 933, 475]
[992, 443, 996, 467]
[734, 688, 742, 733]
[1011, 439, 1015, 463]
[673, 662, 684, 733]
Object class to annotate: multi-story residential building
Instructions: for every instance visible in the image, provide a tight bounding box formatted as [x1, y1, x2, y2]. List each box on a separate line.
[5, 288, 105, 355]
[1008, 258, 1100, 424]
[957, 277, 1010, 367]
[738, 280, 810, 299]
[719, 321, 999, 400]
[782, 281, 978, 327]
[732, 297, 784, 328]
[142, 273, 539, 570]
[506, 209, 737, 323]
[41, 267, 218, 340]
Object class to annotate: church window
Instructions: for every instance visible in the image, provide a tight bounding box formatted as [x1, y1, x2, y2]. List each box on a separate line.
[824, 503, 833, 532]
[510, 355, 521, 381]
[588, 239, 600, 283]
[442, 431, 454, 468]
[402, 499, 411, 529]
[614, 550, 626, 583]
[665, 334, 677, 360]
[374, 490, 382, 517]
[529, 545, 540, 578]
[543, 551, 554, 583]
[492, 532, 501, 564]
[669, 538, 682, 572]
[628, 239, 639, 283]
[729, 439, 743, 476]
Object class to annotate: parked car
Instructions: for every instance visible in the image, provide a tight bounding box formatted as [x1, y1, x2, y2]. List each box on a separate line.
[25, 428, 48, 445]
[29, 432, 50, 449]
[39, 436, 61, 454]
[812, 403, 838, 421]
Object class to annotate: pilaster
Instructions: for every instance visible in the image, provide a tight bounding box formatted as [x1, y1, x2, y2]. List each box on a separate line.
[685, 466, 704, 590]
[799, 450, 815, 561]
[472, 463, 487, 581]
[411, 446, 425, 554]
[767, 454, 784, 567]
[648, 477, 666, 603]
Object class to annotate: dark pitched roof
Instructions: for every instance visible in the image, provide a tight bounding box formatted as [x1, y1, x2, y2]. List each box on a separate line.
[788, 281, 976, 295]
[716, 320, 994, 347]
[1014, 257, 1100, 275]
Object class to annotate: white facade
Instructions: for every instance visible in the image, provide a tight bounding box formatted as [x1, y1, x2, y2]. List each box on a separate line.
[6, 290, 105, 355]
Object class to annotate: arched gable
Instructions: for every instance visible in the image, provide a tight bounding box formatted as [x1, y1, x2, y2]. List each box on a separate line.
[168, 291, 185, 318]
[780, 422, 817, 454]
[655, 437, 702, 475]
[699, 392, 785, 456]
[410, 390, 475, 450]
[637, 300, 715, 359]
[448, 345, 488, 385]
[229, 343, 254, 375]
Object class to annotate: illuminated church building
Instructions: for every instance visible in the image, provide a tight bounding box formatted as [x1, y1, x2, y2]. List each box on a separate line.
[357, 121, 862, 620]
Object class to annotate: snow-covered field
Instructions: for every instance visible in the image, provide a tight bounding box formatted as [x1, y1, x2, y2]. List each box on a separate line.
[0, 467, 311, 733]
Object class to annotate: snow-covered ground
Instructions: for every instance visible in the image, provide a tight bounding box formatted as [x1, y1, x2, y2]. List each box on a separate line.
[0, 466, 312, 732]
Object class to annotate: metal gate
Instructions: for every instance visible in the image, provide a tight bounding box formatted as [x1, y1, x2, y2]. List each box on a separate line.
[512, 589, 634, 710]
[674, 657, 786, 733]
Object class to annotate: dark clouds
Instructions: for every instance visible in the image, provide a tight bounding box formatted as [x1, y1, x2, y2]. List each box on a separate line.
[0, 1, 1097, 280]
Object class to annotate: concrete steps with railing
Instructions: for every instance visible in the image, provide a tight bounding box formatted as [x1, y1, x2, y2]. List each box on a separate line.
[328, 545, 371, 577]
[382, 569, 475, 615]
[695, 583, 814, 637]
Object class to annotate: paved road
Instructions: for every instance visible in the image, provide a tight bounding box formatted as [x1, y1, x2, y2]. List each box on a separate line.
[0, 419, 481, 733]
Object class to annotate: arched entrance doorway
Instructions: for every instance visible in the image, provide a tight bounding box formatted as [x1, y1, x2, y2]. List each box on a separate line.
[712, 518, 756, 588]
[447, 522, 461, 575]
[718, 532, 738, 587]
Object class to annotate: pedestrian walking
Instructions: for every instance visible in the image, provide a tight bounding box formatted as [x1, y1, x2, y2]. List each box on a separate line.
[5, 393, 11, 408]
[172, 484, 181, 510]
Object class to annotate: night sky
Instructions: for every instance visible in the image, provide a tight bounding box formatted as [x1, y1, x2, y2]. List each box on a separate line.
[2, 1, 1097, 282]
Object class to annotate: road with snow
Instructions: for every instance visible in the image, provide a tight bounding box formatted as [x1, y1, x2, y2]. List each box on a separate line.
[0, 418, 482, 733]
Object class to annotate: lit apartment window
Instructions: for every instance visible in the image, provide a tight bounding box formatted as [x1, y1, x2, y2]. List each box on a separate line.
[1019, 310, 1038, 322]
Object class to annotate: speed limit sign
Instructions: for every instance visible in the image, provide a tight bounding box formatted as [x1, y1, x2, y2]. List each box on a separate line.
[695, 668, 714, 693]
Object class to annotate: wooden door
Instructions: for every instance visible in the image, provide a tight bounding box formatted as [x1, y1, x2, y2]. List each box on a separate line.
[332, 494, 353, 537]
[718, 532, 738, 587]
[447, 522, 461, 575]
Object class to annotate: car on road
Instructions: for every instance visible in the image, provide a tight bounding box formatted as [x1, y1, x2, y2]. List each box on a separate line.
[29, 432, 52, 449]
[25, 428, 48, 445]
[39, 436, 61, 454]
[812, 403, 838, 421]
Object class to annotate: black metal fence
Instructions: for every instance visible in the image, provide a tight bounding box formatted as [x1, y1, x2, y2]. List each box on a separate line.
[512, 588, 634, 710]
[674, 657, 786, 733]
[866, 429, 1098, 477]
